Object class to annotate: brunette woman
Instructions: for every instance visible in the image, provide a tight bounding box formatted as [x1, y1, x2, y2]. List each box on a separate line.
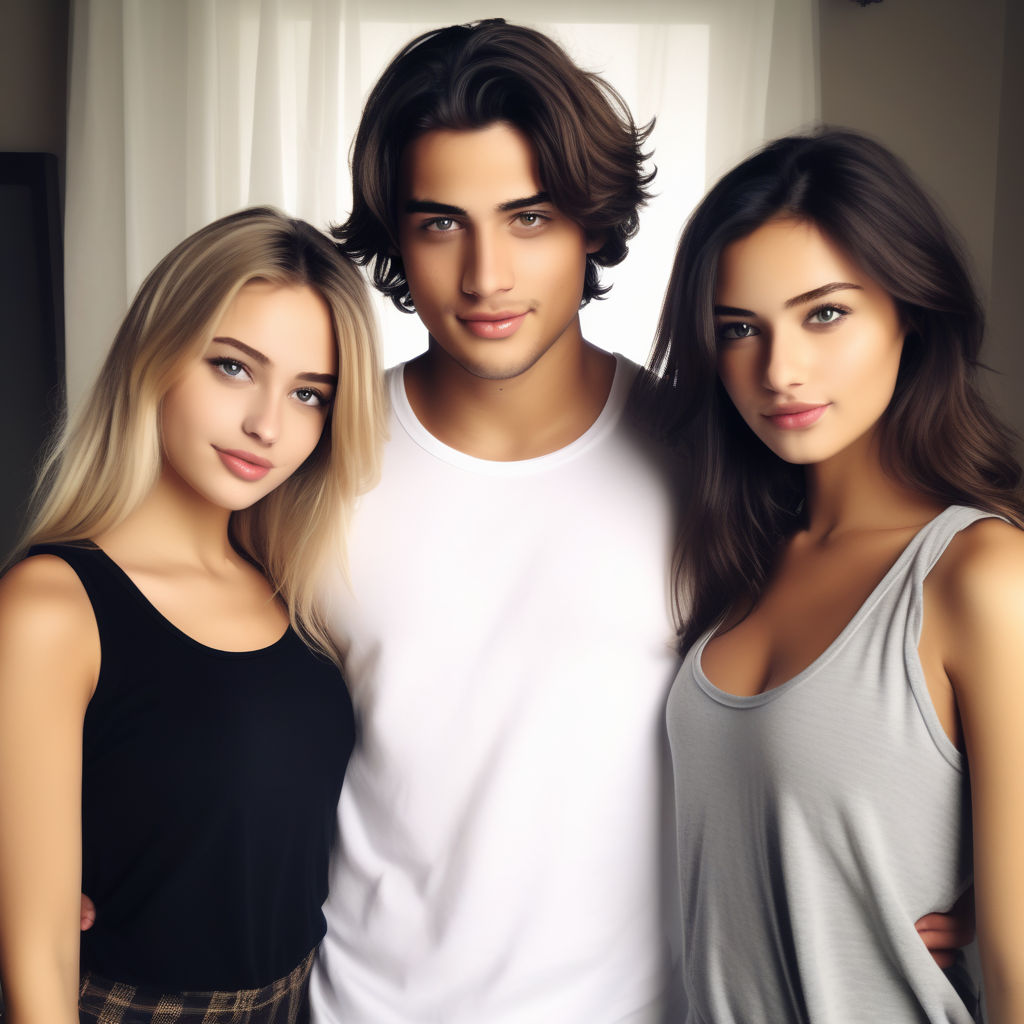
[646, 130, 1024, 1022]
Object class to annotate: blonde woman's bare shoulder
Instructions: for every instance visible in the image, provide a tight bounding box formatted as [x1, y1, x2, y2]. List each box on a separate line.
[0, 553, 101, 701]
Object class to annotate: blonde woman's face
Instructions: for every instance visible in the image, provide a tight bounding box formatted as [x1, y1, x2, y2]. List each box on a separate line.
[160, 280, 337, 511]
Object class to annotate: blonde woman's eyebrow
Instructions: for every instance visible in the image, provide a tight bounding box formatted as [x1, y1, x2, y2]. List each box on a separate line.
[211, 337, 336, 385]
[210, 336, 269, 365]
[297, 371, 337, 386]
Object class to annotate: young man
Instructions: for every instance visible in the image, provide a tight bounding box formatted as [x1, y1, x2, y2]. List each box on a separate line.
[309, 20, 683, 1024]
[307, 19, 973, 1024]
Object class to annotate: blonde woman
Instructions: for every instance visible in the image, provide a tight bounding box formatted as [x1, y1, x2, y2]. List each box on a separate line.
[0, 208, 385, 1022]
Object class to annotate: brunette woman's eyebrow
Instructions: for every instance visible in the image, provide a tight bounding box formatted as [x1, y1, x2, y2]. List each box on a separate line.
[783, 282, 862, 308]
[714, 305, 756, 317]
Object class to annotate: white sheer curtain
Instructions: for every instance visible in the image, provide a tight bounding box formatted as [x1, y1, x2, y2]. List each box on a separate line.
[65, 0, 818, 406]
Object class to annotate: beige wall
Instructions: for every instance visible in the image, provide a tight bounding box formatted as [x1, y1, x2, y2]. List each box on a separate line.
[818, 0, 1023, 439]
[990, 0, 1024, 433]
[0, 0, 69, 186]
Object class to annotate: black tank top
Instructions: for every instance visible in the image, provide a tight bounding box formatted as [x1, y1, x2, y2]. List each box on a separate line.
[28, 543, 354, 991]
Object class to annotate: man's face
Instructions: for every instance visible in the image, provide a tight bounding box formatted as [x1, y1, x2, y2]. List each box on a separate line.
[397, 122, 601, 382]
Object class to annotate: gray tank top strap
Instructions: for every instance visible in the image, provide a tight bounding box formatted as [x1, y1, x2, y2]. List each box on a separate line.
[906, 505, 1000, 583]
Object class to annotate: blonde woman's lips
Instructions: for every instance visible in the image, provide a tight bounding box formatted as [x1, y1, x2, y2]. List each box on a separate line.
[215, 447, 273, 481]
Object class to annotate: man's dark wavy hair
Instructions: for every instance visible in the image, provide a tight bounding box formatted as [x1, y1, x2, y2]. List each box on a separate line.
[332, 18, 655, 312]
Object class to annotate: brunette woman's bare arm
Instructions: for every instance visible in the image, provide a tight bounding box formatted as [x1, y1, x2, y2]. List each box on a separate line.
[932, 519, 1024, 1023]
[0, 556, 99, 1023]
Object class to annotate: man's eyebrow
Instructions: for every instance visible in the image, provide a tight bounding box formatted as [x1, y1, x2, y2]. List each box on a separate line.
[404, 199, 467, 216]
[211, 337, 336, 386]
[784, 282, 862, 308]
[403, 192, 552, 216]
[498, 191, 550, 212]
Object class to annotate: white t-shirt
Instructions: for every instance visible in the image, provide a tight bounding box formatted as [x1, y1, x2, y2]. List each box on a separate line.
[310, 355, 682, 1023]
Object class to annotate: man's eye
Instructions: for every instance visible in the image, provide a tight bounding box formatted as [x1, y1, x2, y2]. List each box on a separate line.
[515, 212, 549, 229]
[426, 217, 457, 232]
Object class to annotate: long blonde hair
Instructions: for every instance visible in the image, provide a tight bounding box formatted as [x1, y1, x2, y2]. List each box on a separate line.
[16, 207, 385, 658]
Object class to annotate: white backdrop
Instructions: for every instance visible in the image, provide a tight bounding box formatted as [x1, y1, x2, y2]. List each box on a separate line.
[65, 0, 818, 406]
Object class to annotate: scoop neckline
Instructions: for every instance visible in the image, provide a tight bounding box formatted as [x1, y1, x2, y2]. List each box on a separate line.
[86, 543, 293, 658]
[692, 505, 963, 708]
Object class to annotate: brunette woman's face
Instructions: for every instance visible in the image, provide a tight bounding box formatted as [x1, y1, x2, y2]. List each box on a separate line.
[714, 217, 905, 467]
[160, 280, 337, 511]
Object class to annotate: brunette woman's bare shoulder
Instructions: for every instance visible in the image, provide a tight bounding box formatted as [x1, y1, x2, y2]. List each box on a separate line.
[930, 516, 1024, 608]
[0, 554, 100, 701]
[925, 515, 1024, 691]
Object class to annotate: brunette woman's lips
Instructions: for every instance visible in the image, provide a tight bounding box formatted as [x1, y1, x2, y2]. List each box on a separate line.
[215, 447, 273, 481]
[458, 311, 528, 339]
[764, 404, 830, 429]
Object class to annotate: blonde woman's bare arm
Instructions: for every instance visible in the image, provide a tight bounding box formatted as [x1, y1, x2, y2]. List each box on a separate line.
[0, 556, 99, 1023]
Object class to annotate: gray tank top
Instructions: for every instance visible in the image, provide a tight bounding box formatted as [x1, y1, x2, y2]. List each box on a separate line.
[667, 506, 989, 1023]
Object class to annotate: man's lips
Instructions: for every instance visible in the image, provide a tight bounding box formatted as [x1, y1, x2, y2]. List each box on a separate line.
[762, 403, 830, 429]
[214, 447, 273, 481]
[457, 311, 529, 340]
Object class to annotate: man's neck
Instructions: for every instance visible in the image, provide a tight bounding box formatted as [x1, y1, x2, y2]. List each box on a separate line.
[403, 336, 617, 462]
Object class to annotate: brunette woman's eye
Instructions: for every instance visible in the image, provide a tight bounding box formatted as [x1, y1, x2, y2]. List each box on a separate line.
[717, 321, 758, 342]
[807, 304, 850, 326]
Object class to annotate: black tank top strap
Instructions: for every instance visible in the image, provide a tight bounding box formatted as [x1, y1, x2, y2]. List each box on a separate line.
[28, 541, 128, 620]
[25, 542, 154, 707]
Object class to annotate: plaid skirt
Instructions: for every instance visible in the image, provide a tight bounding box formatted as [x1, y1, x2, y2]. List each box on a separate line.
[76, 948, 313, 1024]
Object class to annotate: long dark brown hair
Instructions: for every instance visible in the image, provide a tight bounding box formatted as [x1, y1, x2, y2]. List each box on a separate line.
[333, 18, 654, 311]
[637, 128, 1024, 651]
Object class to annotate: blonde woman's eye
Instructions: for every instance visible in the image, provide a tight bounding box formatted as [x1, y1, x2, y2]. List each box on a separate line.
[209, 357, 250, 380]
[293, 388, 327, 407]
